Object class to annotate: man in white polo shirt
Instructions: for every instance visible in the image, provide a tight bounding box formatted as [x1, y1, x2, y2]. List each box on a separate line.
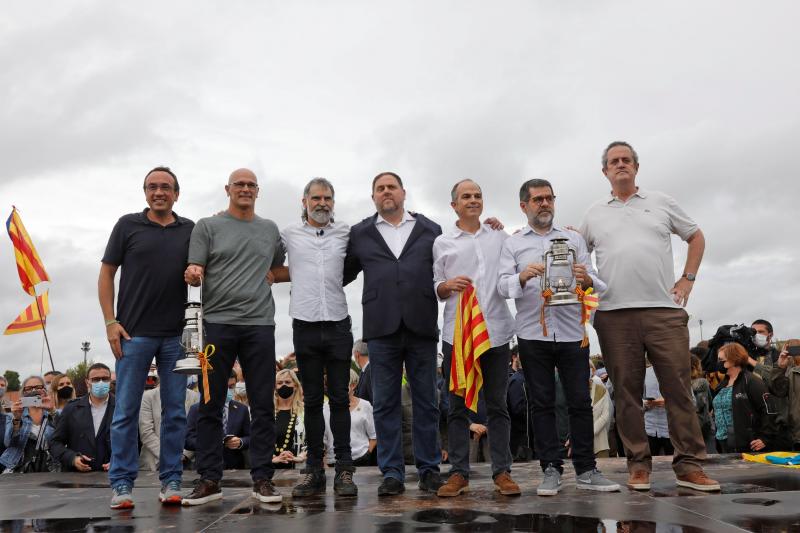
[580, 141, 719, 492]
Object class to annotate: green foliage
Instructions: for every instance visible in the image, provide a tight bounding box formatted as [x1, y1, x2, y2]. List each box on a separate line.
[3, 370, 20, 391]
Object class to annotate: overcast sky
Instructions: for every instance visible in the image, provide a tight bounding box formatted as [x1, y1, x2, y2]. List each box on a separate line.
[1, 1, 798, 378]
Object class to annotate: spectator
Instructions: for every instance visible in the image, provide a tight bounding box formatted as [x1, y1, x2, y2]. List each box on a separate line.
[273, 369, 306, 469]
[590, 372, 612, 457]
[50, 374, 76, 417]
[186, 373, 251, 470]
[233, 381, 248, 407]
[690, 355, 715, 454]
[282, 353, 298, 372]
[507, 358, 533, 462]
[353, 339, 372, 404]
[643, 362, 672, 456]
[139, 378, 200, 472]
[713, 343, 782, 453]
[752, 319, 779, 364]
[770, 339, 800, 451]
[50, 363, 114, 472]
[0, 376, 11, 412]
[1, 375, 56, 473]
[43, 371, 61, 389]
[325, 370, 376, 467]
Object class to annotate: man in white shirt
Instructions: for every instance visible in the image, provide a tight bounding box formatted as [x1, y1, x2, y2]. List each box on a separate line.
[433, 180, 520, 497]
[271, 178, 357, 498]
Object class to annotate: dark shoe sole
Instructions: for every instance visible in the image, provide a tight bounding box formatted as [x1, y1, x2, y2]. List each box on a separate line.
[378, 484, 405, 496]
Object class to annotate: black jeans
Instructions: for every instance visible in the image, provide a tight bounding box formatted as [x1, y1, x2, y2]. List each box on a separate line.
[518, 338, 595, 475]
[196, 323, 276, 482]
[293, 317, 354, 470]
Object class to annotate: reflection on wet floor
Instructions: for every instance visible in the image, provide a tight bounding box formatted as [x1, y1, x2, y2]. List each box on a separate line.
[650, 472, 800, 497]
[0, 518, 134, 532]
[230, 497, 359, 516]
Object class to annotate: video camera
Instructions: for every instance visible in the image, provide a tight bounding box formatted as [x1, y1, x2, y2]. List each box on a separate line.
[702, 323, 765, 372]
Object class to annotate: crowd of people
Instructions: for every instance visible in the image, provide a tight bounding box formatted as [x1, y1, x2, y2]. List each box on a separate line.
[2, 140, 798, 512]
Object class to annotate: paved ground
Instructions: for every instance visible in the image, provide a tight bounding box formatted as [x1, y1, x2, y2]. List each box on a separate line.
[0, 455, 798, 532]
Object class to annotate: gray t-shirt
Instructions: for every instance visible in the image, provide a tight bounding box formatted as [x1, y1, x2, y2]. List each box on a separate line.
[580, 189, 698, 311]
[188, 212, 285, 325]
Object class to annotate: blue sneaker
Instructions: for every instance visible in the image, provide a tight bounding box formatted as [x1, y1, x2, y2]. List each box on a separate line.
[110, 484, 134, 510]
[159, 479, 183, 505]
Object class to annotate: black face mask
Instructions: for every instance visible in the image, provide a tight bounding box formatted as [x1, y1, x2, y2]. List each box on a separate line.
[57, 386, 74, 400]
[276, 385, 295, 399]
[716, 360, 727, 374]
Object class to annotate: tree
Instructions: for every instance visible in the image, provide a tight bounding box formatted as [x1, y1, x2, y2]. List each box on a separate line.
[3, 370, 20, 391]
[66, 360, 92, 398]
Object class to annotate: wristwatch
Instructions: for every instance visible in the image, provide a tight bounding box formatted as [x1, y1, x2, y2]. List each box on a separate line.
[682, 273, 696, 282]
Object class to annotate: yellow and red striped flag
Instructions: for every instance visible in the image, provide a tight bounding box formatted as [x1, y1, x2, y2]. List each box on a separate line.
[450, 285, 491, 412]
[6, 207, 49, 295]
[4, 290, 49, 335]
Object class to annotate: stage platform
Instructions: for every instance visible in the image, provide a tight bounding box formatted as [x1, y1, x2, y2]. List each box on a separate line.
[0, 455, 798, 532]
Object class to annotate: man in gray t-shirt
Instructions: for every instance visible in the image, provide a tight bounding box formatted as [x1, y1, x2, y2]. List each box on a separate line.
[182, 168, 286, 506]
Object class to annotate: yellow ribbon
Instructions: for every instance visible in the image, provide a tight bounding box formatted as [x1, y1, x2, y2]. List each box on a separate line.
[198, 344, 216, 404]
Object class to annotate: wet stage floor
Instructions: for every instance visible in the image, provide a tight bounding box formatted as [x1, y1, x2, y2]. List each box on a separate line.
[0, 455, 798, 532]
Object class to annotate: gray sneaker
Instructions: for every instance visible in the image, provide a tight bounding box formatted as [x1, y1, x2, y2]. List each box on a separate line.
[159, 479, 183, 505]
[576, 469, 621, 492]
[110, 484, 135, 510]
[537, 465, 562, 496]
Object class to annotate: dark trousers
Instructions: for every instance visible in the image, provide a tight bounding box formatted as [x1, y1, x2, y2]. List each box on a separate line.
[196, 323, 276, 482]
[594, 308, 706, 476]
[441, 342, 513, 478]
[518, 338, 595, 475]
[293, 317, 354, 471]
[368, 326, 440, 482]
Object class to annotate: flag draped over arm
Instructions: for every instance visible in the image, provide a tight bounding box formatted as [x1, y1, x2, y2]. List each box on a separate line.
[4, 291, 49, 335]
[449, 285, 491, 413]
[6, 207, 49, 295]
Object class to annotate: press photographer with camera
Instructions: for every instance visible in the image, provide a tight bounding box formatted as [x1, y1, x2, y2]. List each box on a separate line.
[0, 375, 57, 473]
[705, 323, 775, 387]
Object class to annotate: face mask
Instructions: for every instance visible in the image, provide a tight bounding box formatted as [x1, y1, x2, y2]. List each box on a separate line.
[57, 386, 74, 400]
[234, 382, 246, 396]
[91, 381, 110, 398]
[277, 385, 295, 399]
[716, 360, 728, 374]
[754, 334, 769, 348]
[226, 389, 234, 403]
[0, 386, 5, 396]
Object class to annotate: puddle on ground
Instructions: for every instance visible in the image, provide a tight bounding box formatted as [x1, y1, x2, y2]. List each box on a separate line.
[729, 516, 800, 533]
[731, 497, 780, 506]
[231, 498, 357, 516]
[0, 518, 134, 532]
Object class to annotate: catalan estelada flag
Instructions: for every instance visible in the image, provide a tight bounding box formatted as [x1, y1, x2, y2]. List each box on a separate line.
[6, 207, 49, 295]
[4, 290, 49, 335]
[450, 285, 491, 412]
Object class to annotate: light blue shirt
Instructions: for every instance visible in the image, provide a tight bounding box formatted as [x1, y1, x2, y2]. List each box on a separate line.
[644, 366, 669, 438]
[497, 224, 605, 342]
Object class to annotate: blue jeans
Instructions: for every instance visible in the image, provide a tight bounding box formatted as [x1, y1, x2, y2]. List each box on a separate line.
[109, 336, 187, 489]
[368, 326, 440, 482]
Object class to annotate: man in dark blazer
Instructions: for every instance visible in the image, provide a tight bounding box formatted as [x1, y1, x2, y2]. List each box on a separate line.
[185, 375, 251, 470]
[50, 363, 115, 472]
[343, 171, 444, 496]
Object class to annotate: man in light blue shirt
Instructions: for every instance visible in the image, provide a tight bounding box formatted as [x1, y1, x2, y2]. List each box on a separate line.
[498, 178, 618, 496]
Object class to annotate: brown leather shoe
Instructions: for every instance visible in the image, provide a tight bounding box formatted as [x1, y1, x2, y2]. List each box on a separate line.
[676, 470, 721, 492]
[493, 472, 521, 496]
[252, 478, 283, 503]
[437, 473, 469, 497]
[627, 470, 651, 490]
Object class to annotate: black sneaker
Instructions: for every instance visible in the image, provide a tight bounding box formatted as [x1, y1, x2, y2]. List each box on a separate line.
[334, 469, 358, 497]
[418, 471, 444, 492]
[377, 477, 405, 496]
[253, 478, 283, 503]
[291, 468, 326, 498]
[182, 479, 222, 506]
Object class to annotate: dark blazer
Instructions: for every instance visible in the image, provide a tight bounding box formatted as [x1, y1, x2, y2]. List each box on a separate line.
[49, 395, 114, 471]
[186, 400, 250, 469]
[355, 363, 372, 403]
[344, 212, 442, 340]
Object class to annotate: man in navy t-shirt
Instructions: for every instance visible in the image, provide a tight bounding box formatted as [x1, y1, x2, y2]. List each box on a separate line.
[99, 166, 194, 509]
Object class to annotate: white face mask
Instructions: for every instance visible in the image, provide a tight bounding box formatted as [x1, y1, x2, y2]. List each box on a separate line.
[234, 382, 246, 396]
[754, 333, 769, 348]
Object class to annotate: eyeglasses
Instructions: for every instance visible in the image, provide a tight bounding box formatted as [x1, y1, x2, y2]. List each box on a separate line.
[89, 377, 111, 383]
[230, 182, 259, 190]
[530, 195, 556, 205]
[145, 184, 175, 192]
[22, 385, 45, 393]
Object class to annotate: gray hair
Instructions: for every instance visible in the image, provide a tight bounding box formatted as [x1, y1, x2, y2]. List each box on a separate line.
[301, 177, 335, 221]
[349, 369, 360, 388]
[519, 179, 554, 202]
[353, 339, 368, 356]
[601, 141, 639, 170]
[450, 179, 481, 202]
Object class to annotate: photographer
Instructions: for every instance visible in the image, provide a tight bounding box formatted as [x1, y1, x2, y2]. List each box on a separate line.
[770, 339, 800, 451]
[706, 324, 775, 387]
[0, 375, 57, 473]
[752, 320, 780, 365]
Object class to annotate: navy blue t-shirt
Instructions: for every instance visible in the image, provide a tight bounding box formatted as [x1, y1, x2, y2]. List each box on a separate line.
[101, 209, 194, 337]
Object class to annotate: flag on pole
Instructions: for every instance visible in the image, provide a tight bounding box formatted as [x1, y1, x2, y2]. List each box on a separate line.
[4, 290, 50, 335]
[450, 285, 491, 412]
[6, 207, 49, 295]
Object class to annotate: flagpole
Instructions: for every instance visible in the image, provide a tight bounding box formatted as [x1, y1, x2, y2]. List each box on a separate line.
[32, 290, 55, 372]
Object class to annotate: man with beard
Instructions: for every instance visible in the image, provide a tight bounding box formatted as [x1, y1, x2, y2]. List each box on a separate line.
[270, 177, 358, 497]
[498, 178, 619, 496]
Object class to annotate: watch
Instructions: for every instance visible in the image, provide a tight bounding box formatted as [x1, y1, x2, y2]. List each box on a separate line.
[682, 273, 696, 282]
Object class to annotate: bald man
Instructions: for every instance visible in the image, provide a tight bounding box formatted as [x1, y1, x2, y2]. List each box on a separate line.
[183, 169, 286, 505]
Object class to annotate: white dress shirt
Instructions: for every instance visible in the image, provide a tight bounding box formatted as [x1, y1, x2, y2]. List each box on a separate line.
[374, 210, 416, 258]
[497, 224, 606, 342]
[281, 220, 350, 322]
[433, 223, 514, 347]
[90, 397, 109, 436]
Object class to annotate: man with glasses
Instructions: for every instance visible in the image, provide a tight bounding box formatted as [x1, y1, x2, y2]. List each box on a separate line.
[498, 178, 619, 496]
[580, 141, 717, 492]
[100, 166, 194, 509]
[50, 363, 115, 473]
[183, 168, 286, 505]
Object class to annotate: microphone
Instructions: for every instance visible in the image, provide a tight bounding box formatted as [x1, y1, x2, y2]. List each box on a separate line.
[316, 229, 324, 237]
